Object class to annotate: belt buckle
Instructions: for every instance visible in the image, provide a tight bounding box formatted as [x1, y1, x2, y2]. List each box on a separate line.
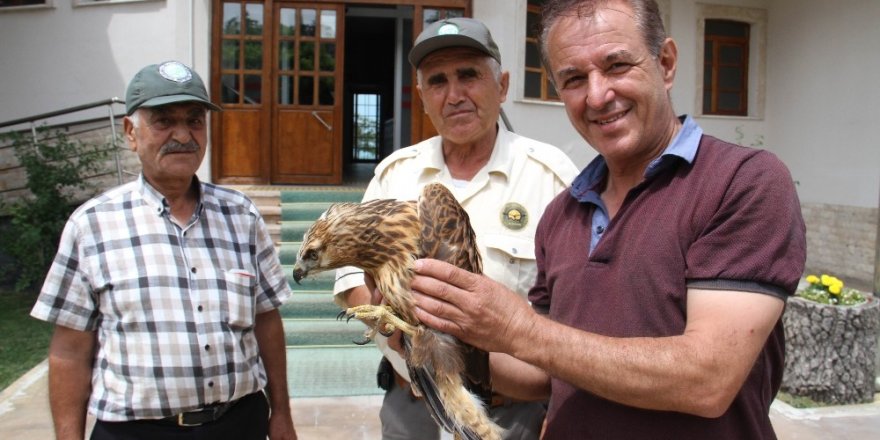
[177, 412, 203, 427]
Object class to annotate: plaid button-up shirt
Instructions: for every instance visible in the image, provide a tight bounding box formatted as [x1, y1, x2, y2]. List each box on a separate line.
[31, 176, 291, 421]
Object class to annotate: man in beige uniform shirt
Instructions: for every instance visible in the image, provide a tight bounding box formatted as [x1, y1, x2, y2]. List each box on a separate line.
[333, 17, 578, 440]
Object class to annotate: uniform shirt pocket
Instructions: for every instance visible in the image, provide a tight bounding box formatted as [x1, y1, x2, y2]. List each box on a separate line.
[482, 234, 538, 299]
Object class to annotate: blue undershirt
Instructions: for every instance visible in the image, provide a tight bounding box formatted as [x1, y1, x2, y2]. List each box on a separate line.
[569, 115, 703, 254]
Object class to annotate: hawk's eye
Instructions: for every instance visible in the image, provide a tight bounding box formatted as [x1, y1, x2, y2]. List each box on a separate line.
[303, 249, 317, 261]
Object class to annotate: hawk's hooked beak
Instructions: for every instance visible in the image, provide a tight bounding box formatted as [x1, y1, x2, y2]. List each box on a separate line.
[292, 263, 306, 285]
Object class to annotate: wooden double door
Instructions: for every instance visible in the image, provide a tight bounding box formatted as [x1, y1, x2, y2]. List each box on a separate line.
[211, 0, 470, 185]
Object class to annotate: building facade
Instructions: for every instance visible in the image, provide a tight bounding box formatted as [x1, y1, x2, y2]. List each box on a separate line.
[1, 0, 878, 288]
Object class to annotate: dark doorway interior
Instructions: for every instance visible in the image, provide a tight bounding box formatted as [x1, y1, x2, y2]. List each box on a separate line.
[344, 11, 397, 171]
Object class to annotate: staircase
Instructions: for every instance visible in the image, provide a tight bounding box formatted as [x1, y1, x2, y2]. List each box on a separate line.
[249, 187, 384, 398]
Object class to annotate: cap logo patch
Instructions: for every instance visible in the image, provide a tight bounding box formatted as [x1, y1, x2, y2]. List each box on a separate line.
[500, 203, 528, 230]
[158, 61, 193, 83]
[437, 23, 460, 36]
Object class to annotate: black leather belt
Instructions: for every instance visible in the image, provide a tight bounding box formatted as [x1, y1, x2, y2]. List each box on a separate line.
[156, 397, 242, 427]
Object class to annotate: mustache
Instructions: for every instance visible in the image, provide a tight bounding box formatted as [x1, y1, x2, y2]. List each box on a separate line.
[159, 140, 200, 155]
[443, 104, 476, 118]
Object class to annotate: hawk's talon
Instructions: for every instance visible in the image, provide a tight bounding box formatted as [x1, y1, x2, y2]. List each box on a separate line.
[336, 310, 347, 321]
[344, 304, 419, 338]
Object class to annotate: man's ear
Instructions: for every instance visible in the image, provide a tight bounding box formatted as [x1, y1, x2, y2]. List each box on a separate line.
[658, 37, 678, 91]
[415, 84, 428, 114]
[498, 71, 510, 104]
[123, 116, 137, 152]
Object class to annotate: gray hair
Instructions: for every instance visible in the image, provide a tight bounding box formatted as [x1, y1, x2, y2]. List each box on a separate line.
[128, 109, 143, 127]
[416, 55, 504, 87]
[538, 0, 666, 82]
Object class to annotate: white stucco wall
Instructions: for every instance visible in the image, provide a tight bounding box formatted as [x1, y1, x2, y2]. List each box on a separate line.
[474, 0, 777, 171]
[2, 0, 877, 208]
[0, 0, 213, 179]
[669, 0, 769, 148]
[766, 0, 880, 208]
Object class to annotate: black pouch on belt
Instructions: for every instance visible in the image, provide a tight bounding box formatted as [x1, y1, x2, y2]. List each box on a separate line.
[377, 356, 394, 391]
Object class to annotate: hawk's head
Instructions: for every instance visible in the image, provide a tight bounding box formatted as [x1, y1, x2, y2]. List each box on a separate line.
[292, 203, 354, 284]
[291, 199, 420, 284]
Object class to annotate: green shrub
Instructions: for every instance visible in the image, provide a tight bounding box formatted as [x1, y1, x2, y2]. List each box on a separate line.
[0, 127, 110, 291]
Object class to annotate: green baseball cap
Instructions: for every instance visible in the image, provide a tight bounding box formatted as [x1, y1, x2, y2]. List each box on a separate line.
[408, 17, 501, 68]
[125, 61, 221, 116]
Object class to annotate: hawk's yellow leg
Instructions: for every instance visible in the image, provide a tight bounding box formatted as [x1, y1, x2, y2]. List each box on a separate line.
[345, 304, 419, 338]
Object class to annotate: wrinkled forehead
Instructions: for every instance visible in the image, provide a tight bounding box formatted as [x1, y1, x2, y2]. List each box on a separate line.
[141, 102, 209, 118]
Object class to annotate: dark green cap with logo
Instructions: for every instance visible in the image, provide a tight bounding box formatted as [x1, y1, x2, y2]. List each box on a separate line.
[125, 61, 221, 116]
[408, 17, 501, 68]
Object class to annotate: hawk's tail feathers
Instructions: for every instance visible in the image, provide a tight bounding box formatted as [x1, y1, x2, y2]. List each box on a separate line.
[407, 330, 502, 440]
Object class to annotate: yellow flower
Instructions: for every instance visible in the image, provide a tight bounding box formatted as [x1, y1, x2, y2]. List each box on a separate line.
[797, 272, 864, 305]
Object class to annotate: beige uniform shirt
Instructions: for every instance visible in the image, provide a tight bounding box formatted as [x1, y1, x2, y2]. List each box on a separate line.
[333, 126, 578, 380]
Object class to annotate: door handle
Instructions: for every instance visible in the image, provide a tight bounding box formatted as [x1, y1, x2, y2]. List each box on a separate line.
[311, 111, 332, 131]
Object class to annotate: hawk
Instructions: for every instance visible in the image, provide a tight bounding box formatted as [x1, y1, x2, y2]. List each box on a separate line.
[292, 183, 501, 440]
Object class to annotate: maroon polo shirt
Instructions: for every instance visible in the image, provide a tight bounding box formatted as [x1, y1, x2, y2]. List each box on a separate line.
[529, 135, 806, 439]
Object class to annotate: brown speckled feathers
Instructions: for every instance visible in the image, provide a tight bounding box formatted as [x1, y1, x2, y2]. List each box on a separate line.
[292, 183, 499, 440]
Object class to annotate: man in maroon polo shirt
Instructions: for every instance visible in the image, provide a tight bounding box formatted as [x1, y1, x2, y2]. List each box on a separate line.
[408, 0, 806, 438]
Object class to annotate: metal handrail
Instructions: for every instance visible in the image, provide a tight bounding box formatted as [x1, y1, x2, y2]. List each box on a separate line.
[0, 97, 125, 130]
[0, 97, 128, 185]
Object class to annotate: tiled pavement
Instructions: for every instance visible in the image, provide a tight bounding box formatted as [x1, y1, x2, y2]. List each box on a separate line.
[2, 360, 879, 439]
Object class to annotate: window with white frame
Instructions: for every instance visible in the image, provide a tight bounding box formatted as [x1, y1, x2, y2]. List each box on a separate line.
[523, 0, 556, 101]
[0, 0, 49, 9]
[703, 19, 749, 116]
[522, 0, 670, 103]
[73, 0, 161, 6]
[696, 5, 766, 119]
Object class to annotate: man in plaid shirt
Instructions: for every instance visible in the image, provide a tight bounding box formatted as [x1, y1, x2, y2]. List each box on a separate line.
[31, 61, 297, 440]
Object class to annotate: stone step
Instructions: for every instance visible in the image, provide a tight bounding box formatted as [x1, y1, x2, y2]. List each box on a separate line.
[223, 187, 380, 399]
[278, 243, 301, 265]
[283, 318, 372, 346]
[224, 186, 284, 243]
[285, 346, 384, 397]
[279, 202, 333, 221]
[280, 221, 317, 243]
[280, 293, 342, 319]
[280, 190, 364, 204]
[244, 189, 283, 206]
[259, 204, 282, 224]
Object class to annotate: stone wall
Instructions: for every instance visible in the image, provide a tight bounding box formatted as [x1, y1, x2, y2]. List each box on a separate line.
[0, 124, 140, 207]
[801, 203, 877, 292]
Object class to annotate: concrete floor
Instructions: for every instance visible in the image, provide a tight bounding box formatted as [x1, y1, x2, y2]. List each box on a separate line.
[2, 360, 879, 439]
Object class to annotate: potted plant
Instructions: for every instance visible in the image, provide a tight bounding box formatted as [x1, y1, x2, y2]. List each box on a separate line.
[781, 274, 880, 405]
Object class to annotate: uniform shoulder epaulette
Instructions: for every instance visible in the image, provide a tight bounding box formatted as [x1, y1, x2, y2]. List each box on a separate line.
[522, 141, 578, 182]
[373, 145, 421, 178]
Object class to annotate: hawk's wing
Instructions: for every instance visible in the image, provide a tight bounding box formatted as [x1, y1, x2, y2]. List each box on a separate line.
[417, 182, 482, 275]
[416, 183, 492, 403]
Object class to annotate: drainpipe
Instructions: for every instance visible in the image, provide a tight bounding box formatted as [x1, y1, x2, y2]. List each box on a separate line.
[189, 0, 195, 68]
[393, 9, 403, 151]
[875, 185, 880, 390]
[875, 190, 880, 294]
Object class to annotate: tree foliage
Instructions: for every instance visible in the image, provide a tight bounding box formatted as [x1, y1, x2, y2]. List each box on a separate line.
[0, 128, 110, 291]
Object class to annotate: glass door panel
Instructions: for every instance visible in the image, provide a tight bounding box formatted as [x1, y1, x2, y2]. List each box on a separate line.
[272, 2, 343, 184]
[220, 1, 265, 105]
